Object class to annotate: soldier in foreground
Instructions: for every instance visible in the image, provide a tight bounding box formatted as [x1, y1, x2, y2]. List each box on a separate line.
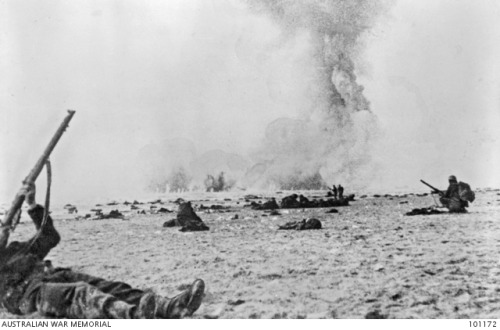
[0, 183, 205, 318]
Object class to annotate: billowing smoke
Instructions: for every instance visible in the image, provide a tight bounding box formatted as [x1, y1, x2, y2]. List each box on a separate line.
[244, 0, 390, 190]
[136, 139, 249, 193]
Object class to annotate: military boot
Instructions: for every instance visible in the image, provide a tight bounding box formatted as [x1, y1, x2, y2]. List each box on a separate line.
[155, 279, 205, 318]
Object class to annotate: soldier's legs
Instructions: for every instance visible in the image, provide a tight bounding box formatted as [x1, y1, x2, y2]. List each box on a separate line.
[36, 271, 206, 318]
[440, 197, 466, 213]
[439, 197, 450, 208]
[43, 270, 144, 305]
[25, 282, 155, 319]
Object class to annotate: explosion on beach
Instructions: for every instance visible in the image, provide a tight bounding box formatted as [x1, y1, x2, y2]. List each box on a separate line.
[138, 0, 389, 193]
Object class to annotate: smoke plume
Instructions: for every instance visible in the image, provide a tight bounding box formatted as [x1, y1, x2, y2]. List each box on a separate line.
[244, 0, 390, 190]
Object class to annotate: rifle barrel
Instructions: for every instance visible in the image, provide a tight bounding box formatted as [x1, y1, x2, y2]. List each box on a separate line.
[420, 179, 440, 193]
[2, 110, 76, 229]
[24, 110, 76, 184]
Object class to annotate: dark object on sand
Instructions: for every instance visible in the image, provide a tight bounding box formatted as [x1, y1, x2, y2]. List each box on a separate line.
[251, 198, 279, 210]
[95, 209, 124, 220]
[365, 310, 387, 319]
[325, 208, 338, 214]
[157, 207, 173, 213]
[163, 219, 177, 227]
[64, 204, 78, 214]
[405, 207, 445, 216]
[269, 210, 281, 216]
[163, 201, 209, 232]
[280, 194, 301, 209]
[278, 218, 322, 230]
[199, 204, 229, 211]
[281, 194, 349, 209]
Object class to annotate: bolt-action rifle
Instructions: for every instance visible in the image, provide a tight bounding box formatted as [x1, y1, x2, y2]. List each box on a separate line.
[420, 179, 443, 196]
[0, 110, 76, 249]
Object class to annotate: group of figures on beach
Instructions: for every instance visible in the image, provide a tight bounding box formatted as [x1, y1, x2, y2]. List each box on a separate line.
[0, 174, 474, 319]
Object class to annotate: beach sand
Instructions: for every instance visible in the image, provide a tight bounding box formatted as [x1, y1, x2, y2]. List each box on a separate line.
[1, 189, 499, 319]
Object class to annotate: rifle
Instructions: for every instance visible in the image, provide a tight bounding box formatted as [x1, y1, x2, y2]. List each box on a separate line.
[0, 110, 76, 248]
[420, 179, 442, 195]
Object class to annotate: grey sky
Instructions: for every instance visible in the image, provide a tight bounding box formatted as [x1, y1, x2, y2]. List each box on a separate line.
[1, 0, 499, 202]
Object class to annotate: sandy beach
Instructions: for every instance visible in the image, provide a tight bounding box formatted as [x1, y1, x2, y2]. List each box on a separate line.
[1, 189, 499, 319]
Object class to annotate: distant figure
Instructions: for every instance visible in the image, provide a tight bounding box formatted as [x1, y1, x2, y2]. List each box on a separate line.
[338, 185, 344, 200]
[438, 175, 475, 213]
[164, 201, 209, 232]
[332, 185, 338, 199]
[298, 195, 310, 206]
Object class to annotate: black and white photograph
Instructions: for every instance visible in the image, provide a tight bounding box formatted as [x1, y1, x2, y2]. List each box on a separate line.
[1, 0, 499, 323]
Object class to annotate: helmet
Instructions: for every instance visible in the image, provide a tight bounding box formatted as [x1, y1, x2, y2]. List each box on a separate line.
[448, 175, 457, 182]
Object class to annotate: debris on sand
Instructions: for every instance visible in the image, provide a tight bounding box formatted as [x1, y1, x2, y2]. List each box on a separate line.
[157, 207, 173, 213]
[278, 218, 322, 230]
[250, 198, 280, 210]
[281, 194, 349, 209]
[199, 204, 230, 211]
[405, 207, 445, 216]
[365, 310, 388, 319]
[269, 210, 281, 216]
[244, 194, 260, 200]
[63, 204, 78, 214]
[94, 210, 124, 220]
[163, 219, 176, 227]
[325, 208, 339, 214]
[227, 299, 245, 306]
[163, 201, 209, 232]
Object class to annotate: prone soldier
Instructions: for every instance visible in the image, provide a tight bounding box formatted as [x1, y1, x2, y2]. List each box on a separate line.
[0, 183, 205, 318]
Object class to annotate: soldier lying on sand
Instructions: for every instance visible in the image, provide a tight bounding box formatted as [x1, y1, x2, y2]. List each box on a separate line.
[0, 183, 205, 319]
[278, 218, 322, 230]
